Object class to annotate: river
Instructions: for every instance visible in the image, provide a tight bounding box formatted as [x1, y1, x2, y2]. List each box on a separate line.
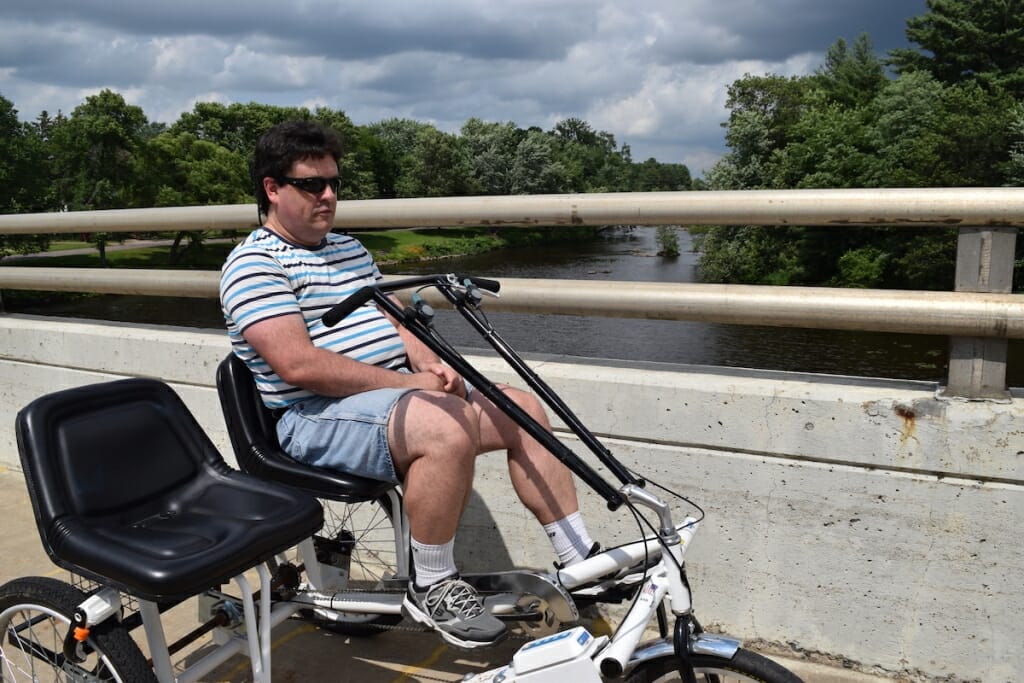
[11, 227, 1022, 385]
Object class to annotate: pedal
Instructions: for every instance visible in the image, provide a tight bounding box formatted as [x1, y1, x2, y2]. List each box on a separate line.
[464, 570, 578, 636]
[484, 593, 543, 624]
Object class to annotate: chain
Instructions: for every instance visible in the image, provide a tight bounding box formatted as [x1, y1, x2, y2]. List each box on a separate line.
[285, 585, 560, 642]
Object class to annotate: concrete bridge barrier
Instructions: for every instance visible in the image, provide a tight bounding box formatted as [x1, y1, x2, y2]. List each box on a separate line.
[1, 313, 1020, 681]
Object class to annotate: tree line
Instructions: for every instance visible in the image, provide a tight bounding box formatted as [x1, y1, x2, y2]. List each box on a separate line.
[696, 0, 1024, 291]
[0, 93, 691, 259]
[3, 0, 1021, 291]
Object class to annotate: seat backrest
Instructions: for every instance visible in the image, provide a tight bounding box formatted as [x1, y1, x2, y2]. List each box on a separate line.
[215, 353, 285, 478]
[15, 378, 227, 545]
[216, 353, 394, 501]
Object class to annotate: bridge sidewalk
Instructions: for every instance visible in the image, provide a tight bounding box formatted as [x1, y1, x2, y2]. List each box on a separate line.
[0, 466, 891, 682]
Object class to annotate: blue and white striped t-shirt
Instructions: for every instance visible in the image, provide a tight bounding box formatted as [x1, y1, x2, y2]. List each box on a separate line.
[220, 228, 408, 409]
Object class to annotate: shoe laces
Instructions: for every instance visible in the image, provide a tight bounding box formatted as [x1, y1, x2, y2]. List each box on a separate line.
[424, 578, 485, 619]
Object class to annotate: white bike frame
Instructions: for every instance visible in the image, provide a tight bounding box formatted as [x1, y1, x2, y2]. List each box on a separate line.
[82, 274, 747, 682]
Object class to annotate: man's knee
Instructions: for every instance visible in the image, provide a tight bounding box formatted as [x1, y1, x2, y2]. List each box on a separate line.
[394, 390, 480, 459]
[504, 387, 548, 425]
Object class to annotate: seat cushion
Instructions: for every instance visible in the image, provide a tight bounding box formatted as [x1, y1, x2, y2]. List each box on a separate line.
[16, 378, 324, 603]
[45, 465, 323, 602]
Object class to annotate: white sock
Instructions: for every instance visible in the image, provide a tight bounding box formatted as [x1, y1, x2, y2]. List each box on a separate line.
[543, 511, 595, 567]
[411, 537, 457, 588]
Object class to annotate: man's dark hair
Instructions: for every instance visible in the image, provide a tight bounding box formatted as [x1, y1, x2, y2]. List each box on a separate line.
[251, 120, 344, 217]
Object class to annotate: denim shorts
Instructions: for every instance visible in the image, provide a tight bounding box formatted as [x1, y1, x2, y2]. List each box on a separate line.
[276, 387, 416, 484]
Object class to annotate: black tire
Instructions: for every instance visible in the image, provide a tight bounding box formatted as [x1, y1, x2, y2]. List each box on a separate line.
[0, 576, 156, 683]
[304, 494, 406, 637]
[624, 648, 804, 683]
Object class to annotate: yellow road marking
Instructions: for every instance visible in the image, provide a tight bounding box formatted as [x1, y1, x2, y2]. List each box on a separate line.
[223, 622, 318, 680]
[389, 643, 449, 683]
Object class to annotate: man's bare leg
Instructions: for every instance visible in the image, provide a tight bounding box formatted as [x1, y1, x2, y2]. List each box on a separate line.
[388, 390, 479, 543]
[471, 386, 580, 523]
[471, 387, 595, 566]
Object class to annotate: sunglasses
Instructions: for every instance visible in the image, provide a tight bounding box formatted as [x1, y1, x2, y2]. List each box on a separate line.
[277, 176, 342, 195]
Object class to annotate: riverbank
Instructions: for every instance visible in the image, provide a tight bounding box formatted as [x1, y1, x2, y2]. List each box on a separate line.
[0, 226, 613, 309]
[0, 226, 610, 270]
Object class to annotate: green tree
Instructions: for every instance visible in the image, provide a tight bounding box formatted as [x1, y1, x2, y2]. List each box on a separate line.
[699, 5, 1024, 290]
[365, 119, 438, 198]
[396, 127, 473, 197]
[772, 95, 881, 189]
[889, 0, 1024, 97]
[50, 90, 148, 211]
[815, 34, 888, 107]
[144, 131, 252, 262]
[49, 90, 150, 264]
[147, 132, 250, 207]
[171, 102, 283, 155]
[655, 226, 681, 257]
[550, 118, 632, 192]
[172, 102, 375, 200]
[461, 118, 521, 195]
[632, 158, 692, 192]
[460, 119, 568, 195]
[0, 94, 51, 257]
[1008, 102, 1024, 185]
[311, 108, 376, 200]
[510, 130, 568, 194]
[703, 74, 812, 190]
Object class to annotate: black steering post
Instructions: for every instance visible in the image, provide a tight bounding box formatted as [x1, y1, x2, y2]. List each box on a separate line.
[322, 275, 626, 510]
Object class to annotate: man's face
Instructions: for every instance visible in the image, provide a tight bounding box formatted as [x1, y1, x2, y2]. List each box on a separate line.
[263, 154, 339, 246]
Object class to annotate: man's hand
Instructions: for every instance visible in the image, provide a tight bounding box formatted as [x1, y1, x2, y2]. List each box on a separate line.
[418, 362, 466, 398]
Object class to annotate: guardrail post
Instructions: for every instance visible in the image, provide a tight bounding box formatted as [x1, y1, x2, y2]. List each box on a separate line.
[942, 227, 1017, 400]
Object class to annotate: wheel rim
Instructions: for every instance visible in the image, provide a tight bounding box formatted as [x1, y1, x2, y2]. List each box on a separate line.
[0, 603, 125, 682]
[319, 497, 401, 588]
[308, 496, 405, 631]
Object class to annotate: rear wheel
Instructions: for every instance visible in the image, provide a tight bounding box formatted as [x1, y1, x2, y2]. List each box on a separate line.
[624, 649, 804, 683]
[305, 493, 406, 637]
[0, 576, 156, 683]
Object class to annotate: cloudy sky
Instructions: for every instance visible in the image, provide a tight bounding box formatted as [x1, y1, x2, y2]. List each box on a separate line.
[1, 0, 927, 176]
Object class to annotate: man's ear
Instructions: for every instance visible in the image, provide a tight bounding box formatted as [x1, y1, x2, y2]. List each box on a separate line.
[263, 176, 281, 206]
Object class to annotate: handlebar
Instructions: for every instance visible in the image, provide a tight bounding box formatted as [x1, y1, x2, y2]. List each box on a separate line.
[321, 274, 499, 328]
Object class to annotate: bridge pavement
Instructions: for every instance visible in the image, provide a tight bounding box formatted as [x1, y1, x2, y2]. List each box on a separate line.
[0, 466, 891, 682]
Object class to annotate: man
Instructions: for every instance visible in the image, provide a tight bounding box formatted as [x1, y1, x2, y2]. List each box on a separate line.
[220, 120, 596, 649]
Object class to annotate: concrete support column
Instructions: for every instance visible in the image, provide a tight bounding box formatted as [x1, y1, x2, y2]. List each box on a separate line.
[944, 226, 1017, 399]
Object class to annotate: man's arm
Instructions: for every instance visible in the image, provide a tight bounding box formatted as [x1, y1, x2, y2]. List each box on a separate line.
[244, 313, 444, 397]
[383, 295, 466, 397]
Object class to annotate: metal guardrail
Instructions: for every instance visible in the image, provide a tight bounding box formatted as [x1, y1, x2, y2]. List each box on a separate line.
[0, 267, 1021, 337]
[2, 188, 1024, 234]
[1, 188, 1021, 397]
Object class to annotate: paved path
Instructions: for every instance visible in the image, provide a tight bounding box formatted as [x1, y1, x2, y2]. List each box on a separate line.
[0, 238, 238, 262]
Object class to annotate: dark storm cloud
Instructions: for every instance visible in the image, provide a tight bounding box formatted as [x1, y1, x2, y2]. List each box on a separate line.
[647, 0, 916, 64]
[0, 23, 153, 88]
[3, 0, 586, 61]
[0, 0, 930, 170]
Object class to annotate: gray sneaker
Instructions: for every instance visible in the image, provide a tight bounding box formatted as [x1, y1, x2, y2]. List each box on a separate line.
[402, 576, 507, 649]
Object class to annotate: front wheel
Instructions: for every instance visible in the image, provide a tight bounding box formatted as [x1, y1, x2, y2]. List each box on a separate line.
[0, 576, 156, 683]
[624, 648, 804, 683]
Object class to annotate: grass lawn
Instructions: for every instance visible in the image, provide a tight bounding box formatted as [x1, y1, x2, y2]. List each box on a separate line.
[47, 240, 94, 251]
[11, 244, 237, 269]
[9, 226, 594, 270]
[10, 228, 498, 270]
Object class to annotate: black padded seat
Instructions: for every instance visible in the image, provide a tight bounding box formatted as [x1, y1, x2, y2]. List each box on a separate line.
[15, 378, 324, 603]
[216, 353, 395, 502]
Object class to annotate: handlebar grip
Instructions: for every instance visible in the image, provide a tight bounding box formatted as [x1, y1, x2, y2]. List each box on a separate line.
[322, 286, 376, 327]
[458, 275, 500, 293]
